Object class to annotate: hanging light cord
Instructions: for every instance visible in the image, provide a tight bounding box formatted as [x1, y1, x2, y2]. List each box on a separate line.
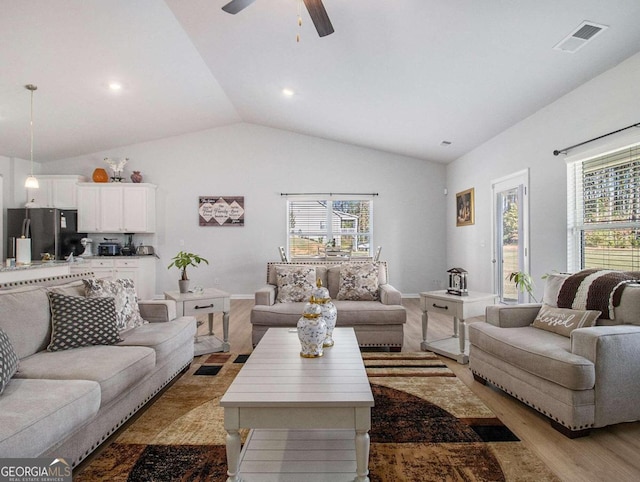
[29, 85, 35, 169]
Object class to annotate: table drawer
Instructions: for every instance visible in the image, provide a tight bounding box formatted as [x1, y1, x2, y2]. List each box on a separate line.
[422, 296, 463, 318]
[183, 297, 226, 316]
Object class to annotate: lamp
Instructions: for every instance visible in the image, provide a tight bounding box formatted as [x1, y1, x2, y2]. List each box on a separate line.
[24, 84, 39, 189]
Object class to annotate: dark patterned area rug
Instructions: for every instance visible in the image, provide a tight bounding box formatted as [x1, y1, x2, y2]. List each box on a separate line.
[74, 352, 559, 481]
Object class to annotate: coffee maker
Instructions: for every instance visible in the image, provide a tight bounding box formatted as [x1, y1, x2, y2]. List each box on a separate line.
[121, 233, 136, 256]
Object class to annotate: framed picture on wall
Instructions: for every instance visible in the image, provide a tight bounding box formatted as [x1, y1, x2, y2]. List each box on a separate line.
[456, 188, 474, 227]
[199, 196, 245, 226]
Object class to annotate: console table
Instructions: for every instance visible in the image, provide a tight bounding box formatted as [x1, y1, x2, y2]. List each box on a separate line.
[420, 290, 497, 364]
[164, 288, 230, 356]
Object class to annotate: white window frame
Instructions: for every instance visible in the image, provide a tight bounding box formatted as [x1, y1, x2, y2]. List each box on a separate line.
[286, 197, 373, 260]
[567, 139, 640, 272]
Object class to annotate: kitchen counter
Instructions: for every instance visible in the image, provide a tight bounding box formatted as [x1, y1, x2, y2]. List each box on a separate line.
[0, 261, 81, 284]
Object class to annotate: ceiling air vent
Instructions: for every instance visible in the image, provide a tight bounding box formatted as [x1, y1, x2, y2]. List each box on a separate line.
[553, 21, 608, 53]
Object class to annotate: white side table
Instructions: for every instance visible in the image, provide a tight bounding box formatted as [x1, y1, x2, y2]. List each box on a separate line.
[419, 290, 497, 364]
[164, 288, 231, 356]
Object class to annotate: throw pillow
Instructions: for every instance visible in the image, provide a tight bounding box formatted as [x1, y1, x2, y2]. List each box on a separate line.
[275, 266, 316, 303]
[0, 328, 19, 395]
[83, 278, 146, 332]
[47, 292, 122, 352]
[336, 262, 380, 301]
[532, 304, 601, 337]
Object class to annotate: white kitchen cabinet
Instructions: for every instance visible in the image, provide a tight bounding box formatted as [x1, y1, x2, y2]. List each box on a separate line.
[77, 183, 156, 233]
[69, 256, 157, 299]
[27, 175, 86, 208]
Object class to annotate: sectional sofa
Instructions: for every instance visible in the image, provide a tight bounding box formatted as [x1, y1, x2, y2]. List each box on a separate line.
[0, 273, 196, 467]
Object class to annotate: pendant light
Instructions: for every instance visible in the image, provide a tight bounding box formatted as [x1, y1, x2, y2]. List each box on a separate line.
[24, 84, 39, 189]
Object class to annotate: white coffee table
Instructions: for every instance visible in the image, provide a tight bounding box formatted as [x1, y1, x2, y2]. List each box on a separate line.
[220, 327, 374, 482]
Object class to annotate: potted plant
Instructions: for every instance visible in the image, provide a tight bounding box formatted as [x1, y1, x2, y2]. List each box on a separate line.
[507, 271, 538, 303]
[168, 251, 209, 293]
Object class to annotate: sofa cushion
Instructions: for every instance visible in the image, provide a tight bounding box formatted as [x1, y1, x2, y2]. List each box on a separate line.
[0, 378, 100, 458]
[0, 285, 51, 359]
[336, 262, 380, 301]
[469, 323, 595, 390]
[118, 316, 196, 365]
[15, 345, 155, 406]
[47, 280, 86, 298]
[532, 304, 601, 337]
[47, 292, 122, 352]
[251, 300, 406, 327]
[0, 328, 19, 395]
[275, 265, 316, 303]
[84, 278, 146, 331]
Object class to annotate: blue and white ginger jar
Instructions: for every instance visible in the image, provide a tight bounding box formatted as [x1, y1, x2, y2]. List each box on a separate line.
[297, 296, 327, 358]
[311, 278, 337, 347]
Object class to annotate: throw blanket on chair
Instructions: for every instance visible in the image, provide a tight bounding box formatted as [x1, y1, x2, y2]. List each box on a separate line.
[557, 269, 640, 320]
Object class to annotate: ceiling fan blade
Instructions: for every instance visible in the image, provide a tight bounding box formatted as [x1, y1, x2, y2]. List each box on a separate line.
[303, 0, 334, 37]
[221, 0, 257, 15]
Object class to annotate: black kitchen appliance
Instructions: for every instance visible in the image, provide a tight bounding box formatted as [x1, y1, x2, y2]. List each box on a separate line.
[7, 208, 87, 261]
[98, 238, 122, 256]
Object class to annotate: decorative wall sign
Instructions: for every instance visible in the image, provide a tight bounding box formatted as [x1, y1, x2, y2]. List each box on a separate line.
[199, 196, 245, 226]
[456, 188, 474, 226]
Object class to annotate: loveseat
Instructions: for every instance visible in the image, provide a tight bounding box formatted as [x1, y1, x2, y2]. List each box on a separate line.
[0, 273, 197, 467]
[251, 261, 406, 349]
[469, 270, 640, 437]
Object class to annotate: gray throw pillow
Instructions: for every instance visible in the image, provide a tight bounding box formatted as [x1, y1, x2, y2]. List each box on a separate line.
[47, 292, 122, 352]
[337, 262, 380, 301]
[83, 278, 146, 332]
[0, 328, 19, 395]
[275, 265, 316, 303]
[532, 304, 601, 337]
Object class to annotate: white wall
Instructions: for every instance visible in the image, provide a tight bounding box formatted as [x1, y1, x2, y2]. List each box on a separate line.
[446, 51, 640, 300]
[47, 123, 447, 297]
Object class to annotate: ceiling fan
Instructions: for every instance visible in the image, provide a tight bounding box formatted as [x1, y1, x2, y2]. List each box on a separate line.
[222, 0, 334, 37]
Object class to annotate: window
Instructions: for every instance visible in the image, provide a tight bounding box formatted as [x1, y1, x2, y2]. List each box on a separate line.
[287, 199, 373, 259]
[568, 144, 640, 271]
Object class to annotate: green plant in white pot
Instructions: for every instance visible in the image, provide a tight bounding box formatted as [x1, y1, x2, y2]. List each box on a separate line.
[168, 251, 209, 293]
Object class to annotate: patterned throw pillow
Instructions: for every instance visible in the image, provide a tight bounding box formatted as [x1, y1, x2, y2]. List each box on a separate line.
[47, 292, 122, 352]
[83, 278, 146, 332]
[337, 262, 380, 301]
[275, 266, 316, 303]
[532, 304, 601, 337]
[0, 328, 19, 395]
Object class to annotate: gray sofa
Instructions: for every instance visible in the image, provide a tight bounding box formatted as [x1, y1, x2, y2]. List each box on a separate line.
[0, 273, 196, 467]
[251, 261, 406, 349]
[469, 272, 640, 437]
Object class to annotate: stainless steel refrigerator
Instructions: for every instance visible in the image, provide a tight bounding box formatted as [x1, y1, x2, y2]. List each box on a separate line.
[6, 208, 87, 261]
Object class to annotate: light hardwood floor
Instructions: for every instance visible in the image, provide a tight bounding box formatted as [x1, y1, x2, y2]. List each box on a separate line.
[209, 298, 640, 482]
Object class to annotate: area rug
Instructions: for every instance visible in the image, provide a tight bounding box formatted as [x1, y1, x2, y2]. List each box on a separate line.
[74, 352, 559, 481]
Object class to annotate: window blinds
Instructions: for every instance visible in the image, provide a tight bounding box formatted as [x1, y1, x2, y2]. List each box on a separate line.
[568, 144, 640, 270]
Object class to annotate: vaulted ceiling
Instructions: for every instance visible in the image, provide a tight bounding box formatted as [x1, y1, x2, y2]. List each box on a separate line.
[2, 0, 640, 164]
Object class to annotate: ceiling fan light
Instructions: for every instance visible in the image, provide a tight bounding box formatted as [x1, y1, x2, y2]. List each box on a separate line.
[25, 176, 39, 189]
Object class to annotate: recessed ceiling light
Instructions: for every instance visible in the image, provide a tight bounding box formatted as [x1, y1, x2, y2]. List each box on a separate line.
[282, 88, 295, 97]
[109, 82, 123, 91]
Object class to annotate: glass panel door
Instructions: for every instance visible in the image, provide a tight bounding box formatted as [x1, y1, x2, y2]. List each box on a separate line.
[492, 170, 529, 304]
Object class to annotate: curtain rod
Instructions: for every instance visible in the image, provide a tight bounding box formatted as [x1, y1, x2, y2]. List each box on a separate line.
[553, 122, 640, 156]
[280, 192, 379, 196]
